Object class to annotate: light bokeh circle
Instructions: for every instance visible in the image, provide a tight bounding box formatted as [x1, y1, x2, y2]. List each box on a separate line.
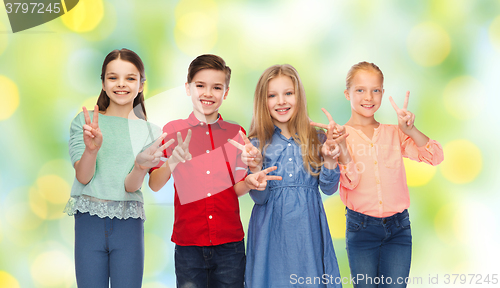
[30, 250, 74, 287]
[407, 22, 451, 66]
[0, 75, 20, 121]
[174, 0, 218, 56]
[323, 196, 346, 239]
[404, 158, 437, 187]
[61, 0, 104, 32]
[443, 76, 484, 120]
[440, 139, 482, 184]
[0, 271, 20, 288]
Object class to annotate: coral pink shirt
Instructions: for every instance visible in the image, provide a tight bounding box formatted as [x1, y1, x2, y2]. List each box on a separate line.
[339, 124, 444, 218]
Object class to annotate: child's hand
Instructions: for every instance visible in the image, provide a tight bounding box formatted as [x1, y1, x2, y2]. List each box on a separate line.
[135, 133, 175, 170]
[168, 130, 193, 168]
[321, 139, 341, 160]
[82, 105, 103, 152]
[245, 166, 282, 191]
[228, 131, 263, 173]
[389, 91, 415, 135]
[310, 108, 349, 148]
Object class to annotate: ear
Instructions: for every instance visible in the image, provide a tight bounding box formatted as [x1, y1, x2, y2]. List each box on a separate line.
[223, 87, 229, 100]
[102, 82, 106, 91]
[138, 82, 144, 94]
[185, 82, 191, 96]
[344, 89, 350, 100]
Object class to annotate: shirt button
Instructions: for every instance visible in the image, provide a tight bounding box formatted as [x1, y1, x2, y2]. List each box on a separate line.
[207, 193, 211, 197]
[289, 174, 292, 177]
[370, 143, 374, 147]
[376, 179, 380, 184]
[206, 131, 209, 135]
[374, 161, 377, 165]
[206, 150, 210, 153]
[379, 201, 382, 205]
[289, 158, 292, 161]
[288, 143, 291, 146]
[207, 171, 210, 174]
[200, 122, 204, 126]
[209, 215, 212, 219]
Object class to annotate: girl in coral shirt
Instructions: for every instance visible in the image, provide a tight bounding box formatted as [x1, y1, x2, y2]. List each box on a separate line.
[339, 62, 444, 288]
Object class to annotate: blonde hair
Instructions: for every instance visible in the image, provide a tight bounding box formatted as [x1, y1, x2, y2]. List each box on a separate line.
[345, 61, 384, 89]
[248, 64, 323, 176]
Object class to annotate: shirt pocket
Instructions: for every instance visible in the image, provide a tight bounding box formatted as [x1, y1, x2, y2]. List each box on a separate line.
[379, 144, 402, 169]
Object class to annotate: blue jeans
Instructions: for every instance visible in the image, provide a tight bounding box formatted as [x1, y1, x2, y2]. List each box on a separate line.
[74, 212, 144, 288]
[346, 208, 412, 288]
[175, 240, 245, 288]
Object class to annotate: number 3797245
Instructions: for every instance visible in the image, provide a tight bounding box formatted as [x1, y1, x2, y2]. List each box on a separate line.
[6, 2, 61, 14]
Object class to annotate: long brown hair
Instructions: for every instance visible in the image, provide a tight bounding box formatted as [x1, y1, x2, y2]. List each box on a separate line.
[96, 48, 147, 120]
[248, 64, 323, 176]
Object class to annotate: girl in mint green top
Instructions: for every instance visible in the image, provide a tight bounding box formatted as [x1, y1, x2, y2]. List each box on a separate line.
[64, 48, 171, 288]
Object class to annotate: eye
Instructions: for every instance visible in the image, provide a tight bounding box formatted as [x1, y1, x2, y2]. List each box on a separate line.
[108, 77, 116, 80]
[374, 89, 381, 93]
[268, 94, 275, 98]
[356, 89, 363, 93]
[196, 84, 203, 88]
[285, 92, 293, 96]
[214, 86, 222, 90]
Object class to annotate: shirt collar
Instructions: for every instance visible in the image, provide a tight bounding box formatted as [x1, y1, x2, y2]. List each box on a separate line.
[186, 112, 228, 130]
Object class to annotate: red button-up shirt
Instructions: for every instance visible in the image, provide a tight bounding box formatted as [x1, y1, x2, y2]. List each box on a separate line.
[152, 112, 247, 246]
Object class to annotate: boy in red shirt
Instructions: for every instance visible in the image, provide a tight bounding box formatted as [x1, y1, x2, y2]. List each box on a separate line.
[149, 54, 280, 287]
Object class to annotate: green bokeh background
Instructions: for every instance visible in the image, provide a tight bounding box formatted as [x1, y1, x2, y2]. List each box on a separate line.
[1, 0, 499, 287]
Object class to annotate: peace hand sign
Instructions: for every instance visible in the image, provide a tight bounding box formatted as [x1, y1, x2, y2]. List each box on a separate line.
[135, 133, 175, 169]
[245, 166, 282, 191]
[228, 131, 263, 172]
[310, 108, 348, 160]
[82, 105, 103, 152]
[168, 130, 193, 168]
[389, 91, 415, 134]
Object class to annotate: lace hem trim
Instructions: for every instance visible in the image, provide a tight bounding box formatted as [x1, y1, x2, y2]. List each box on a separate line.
[63, 195, 146, 220]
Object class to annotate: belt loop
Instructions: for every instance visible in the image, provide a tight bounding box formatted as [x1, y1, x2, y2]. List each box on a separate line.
[395, 214, 400, 228]
[363, 215, 368, 229]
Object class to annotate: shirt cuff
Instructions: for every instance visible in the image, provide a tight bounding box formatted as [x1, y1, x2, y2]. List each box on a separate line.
[320, 164, 340, 181]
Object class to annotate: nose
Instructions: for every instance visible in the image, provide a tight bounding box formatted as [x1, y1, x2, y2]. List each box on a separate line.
[204, 87, 213, 97]
[117, 77, 125, 87]
[277, 94, 286, 105]
[364, 91, 373, 101]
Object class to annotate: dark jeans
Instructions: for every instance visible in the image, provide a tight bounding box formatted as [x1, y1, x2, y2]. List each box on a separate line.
[346, 208, 412, 288]
[74, 212, 144, 288]
[175, 240, 245, 288]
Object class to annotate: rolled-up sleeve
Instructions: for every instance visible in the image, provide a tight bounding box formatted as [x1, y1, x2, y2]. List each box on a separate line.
[401, 134, 444, 166]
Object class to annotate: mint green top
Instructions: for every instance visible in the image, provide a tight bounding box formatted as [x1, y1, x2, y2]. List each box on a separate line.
[64, 111, 161, 219]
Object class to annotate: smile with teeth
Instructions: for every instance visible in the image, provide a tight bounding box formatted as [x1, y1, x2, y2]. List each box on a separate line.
[201, 100, 215, 105]
[361, 104, 374, 108]
[275, 107, 290, 114]
[114, 91, 129, 95]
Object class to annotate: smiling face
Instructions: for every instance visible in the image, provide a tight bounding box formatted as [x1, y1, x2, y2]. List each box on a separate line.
[102, 58, 144, 109]
[267, 75, 296, 130]
[344, 69, 384, 120]
[186, 68, 229, 123]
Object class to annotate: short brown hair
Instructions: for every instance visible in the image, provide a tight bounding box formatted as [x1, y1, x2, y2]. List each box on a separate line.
[187, 54, 231, 87]
[346, 61, 384, 89]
